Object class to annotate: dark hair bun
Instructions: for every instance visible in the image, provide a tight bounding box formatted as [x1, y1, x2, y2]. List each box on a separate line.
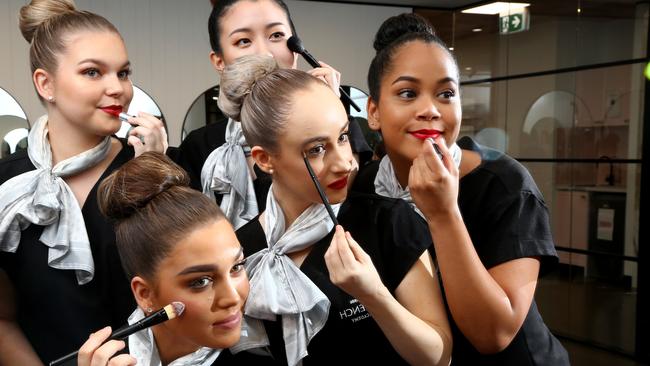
[373, 13, 435, 53]
[98, 152, 190, 220]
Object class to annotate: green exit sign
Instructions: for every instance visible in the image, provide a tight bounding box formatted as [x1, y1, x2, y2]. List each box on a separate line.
[499, 9, 529, 34]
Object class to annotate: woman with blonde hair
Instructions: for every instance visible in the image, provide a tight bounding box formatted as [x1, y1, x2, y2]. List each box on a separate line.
[0, 0, 166, 363]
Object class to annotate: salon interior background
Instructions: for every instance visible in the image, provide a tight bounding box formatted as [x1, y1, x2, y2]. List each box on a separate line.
[1, 0, 649, 365]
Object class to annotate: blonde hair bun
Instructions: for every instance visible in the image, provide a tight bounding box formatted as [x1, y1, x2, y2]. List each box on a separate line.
[218, 55, 279, 121]
[19, 0, 77, 43]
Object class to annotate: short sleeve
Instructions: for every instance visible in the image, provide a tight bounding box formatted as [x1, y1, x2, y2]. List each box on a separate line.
[343, 194, 432, 292]
[473, 191, 558, 273]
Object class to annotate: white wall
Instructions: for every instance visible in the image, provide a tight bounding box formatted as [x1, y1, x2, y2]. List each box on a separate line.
[0, 0, 408, 145]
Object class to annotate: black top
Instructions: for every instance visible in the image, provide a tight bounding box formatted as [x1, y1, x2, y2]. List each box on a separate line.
[221, 192, 432, 365]
[353, 136, 569, 366]
[0, 139, 136, 364]
[173, 117, 372, 210]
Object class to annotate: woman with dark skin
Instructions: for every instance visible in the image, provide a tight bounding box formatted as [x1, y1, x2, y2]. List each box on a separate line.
[354, 13, 569, 365]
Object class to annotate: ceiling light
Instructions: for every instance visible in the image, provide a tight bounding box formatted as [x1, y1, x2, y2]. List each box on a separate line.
[472, 28, 483, 32]
[462, 2, 530, 15]
[449, 47, 455, 51]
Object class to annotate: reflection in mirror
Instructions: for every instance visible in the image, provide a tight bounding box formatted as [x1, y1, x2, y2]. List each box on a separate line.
[181, 86, 227, 141]
[115, 85, 167, 138]
[340, 85, 382, 156]
[0, 87, 29, 159]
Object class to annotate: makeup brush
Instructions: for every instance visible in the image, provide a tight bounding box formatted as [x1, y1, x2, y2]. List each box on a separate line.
[303, 154, 339, 226]
[49, 302, 185, 366]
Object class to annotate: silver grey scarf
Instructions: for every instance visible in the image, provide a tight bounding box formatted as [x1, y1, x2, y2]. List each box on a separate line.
[127, 308, 221, 366]
[231, 185, 338, 366]
[200, 118, 258, 230]
[0, 115, 111, 285]
[374, 142, 462, 219]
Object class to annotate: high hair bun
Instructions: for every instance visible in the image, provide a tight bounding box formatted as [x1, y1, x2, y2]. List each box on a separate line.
[19, 0, 77, 43]
[373, 13, 435, 53]
[218, 55, 279, 121]
[98, 152, 190, 221]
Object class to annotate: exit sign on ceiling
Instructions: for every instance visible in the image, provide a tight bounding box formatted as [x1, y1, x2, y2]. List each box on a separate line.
[499, 9, 529, 35]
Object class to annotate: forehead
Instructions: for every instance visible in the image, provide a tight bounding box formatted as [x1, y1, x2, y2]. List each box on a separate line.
[59, 31, 127, 64]
[159, 220, 241, 272]
[282, 83, 348, 143]
[220, 0, 290, 32]
[387, 41, 458, 82]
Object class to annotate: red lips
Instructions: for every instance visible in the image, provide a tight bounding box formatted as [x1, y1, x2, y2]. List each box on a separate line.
[100, 105, 123, 117]
[327, 176, 349, 190]
[410, 129, 441, 140]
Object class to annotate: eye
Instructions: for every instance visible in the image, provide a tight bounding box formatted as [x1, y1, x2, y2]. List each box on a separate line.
[397, 89, 416, 99]
[235, 38, 251, 47]
[338, 131, 350, 144]
[307, 144, 326, 157]
[270, 31, 286, 40]
[117, 69, 132, 80]
[231, 258, 247, 274]
[83, 68, 101, 78]
[438, 90, 456, 99]
[189, 276, 213, 289]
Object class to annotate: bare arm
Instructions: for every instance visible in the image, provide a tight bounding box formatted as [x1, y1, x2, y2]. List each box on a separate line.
[410, 138, 539, 354]
[325, 226, 452, 366]
[0, 269, 43, 366]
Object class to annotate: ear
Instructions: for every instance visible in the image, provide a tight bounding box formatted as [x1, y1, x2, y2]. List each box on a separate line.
[366, 97, 381, 131]
[131, 275, 155, 311]
[33, 68, 54, 101]
[251, 146, 274, 174]
[209, 51, 226, 72]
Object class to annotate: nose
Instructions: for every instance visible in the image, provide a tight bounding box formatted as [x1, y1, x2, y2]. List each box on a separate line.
[212, 277, 243, 311]
[328, 143, 353, 175]
[253, 37, 273, 58]
[416, 95, 441, 121]
[105, 73, 125, 97]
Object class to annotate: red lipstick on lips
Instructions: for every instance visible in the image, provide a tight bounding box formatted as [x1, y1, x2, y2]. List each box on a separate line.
[327, 176, 348, 190]
[100, 105, 123, 117]
[213, 312, 241, 330]
[410, 129, 441, 140]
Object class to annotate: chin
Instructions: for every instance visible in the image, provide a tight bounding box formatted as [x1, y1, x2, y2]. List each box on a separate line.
[205, 330, 242, 349]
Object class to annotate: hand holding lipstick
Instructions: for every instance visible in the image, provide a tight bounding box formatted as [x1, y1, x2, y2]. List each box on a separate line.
[121, 112, 168, 156]
[408, 136, 460, 222]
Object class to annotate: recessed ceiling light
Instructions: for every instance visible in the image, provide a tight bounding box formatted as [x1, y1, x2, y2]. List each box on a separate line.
[449, 47, 455, 51]
[462, 2, 530, 15]
[472, 28, 483, 32]
[465, 67, 472, 71]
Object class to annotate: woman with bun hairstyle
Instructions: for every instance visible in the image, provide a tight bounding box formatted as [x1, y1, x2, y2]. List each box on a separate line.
[175, 0, 371, 230]
[213, 55, 451, 366]
[353, 13, 569, 365]
[0, 0, 166, 363]
[75, 152, 249, 366]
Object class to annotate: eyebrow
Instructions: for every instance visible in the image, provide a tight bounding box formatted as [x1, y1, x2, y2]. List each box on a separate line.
[391, 75, 457, 86]
[228, 22, 286, 37]
[78, 58, 131, 69]
[176, 246, 244, 276]
[300, 120, 350, 148]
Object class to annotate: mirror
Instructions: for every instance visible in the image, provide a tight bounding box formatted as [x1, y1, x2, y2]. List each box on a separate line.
[181, 85, 227, 141]
[0, 87, 29, 159]
[341, 85, 382, 154]
[115, 85, 167, 139]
